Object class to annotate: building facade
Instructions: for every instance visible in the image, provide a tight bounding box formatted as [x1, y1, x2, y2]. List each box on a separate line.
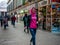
[0, 1, 7, 16]
[7, 0, 60, 33]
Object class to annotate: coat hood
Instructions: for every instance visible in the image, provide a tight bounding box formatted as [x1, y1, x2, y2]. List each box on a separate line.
[30, 7, 36, 15]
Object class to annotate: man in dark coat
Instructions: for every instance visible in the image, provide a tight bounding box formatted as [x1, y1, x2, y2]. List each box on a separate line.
[23, 14, 29, 33]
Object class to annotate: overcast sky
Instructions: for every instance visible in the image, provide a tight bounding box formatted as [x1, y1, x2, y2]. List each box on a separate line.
[0, 0, 8, 3]
[0, 0, 8, 7]
[0, 0, 8, 11]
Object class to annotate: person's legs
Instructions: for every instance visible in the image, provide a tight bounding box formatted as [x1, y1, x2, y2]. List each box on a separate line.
[13, 21, 15, 26]
[24, 26, 26, 32]
[11, 21, 12, 25]
[33, 29, 36, 45]
[11, 20, 13, 25]
[24, 26, 29, 33]
[30, 28, 33, 45]
[1, 20, 3, 27]
[4, 24, 6, 29]
[7, 21, 9, 27]
[30, 28, 36, 45]
[27, 26, 29, 33]
[13, 21, 15, 27]
[34, 29, 36, 36]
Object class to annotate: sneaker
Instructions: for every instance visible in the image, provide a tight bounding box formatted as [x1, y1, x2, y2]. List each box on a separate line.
[30, 39, 32, 45]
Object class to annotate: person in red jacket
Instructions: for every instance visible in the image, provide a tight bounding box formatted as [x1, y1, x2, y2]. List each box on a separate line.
[11, 15, 16, 27]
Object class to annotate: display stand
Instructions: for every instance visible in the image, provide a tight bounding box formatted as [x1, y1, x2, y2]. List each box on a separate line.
[51, 4, 60, 34]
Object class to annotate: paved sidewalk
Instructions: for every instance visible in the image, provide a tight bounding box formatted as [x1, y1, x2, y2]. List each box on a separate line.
[0, 22, 60, 45]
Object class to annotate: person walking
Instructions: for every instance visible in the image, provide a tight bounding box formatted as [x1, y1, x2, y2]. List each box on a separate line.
[11, 15, 16, 27]
[28, 7, 38, 45]
[0, 15, 3, 27]
[23, 13, 29, 33]
[3, 15, 8, 29]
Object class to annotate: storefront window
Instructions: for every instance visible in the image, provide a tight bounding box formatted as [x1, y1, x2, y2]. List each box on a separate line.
[51, 4, 60, 33]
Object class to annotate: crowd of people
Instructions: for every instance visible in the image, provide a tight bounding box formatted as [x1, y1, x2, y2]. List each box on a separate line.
[0, 15, 16, 29]
[0, 7, 41, 45]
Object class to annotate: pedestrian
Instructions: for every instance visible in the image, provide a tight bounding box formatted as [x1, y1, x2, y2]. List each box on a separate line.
[28, 7, 38, 45]
[3, 15, 8, 29]
[23, 13, 29, 33]
[0, 15, 3, 27]
[11, 15, 16, 27]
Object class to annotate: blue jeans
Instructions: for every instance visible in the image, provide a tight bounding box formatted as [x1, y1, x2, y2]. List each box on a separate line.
[30, 28, 36, 45]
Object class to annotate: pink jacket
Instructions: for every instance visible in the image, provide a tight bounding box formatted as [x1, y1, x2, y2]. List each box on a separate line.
[30, 8, 37, 29]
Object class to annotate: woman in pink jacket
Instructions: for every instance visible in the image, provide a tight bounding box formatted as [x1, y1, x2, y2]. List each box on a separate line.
[28, 7, 38, 45]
